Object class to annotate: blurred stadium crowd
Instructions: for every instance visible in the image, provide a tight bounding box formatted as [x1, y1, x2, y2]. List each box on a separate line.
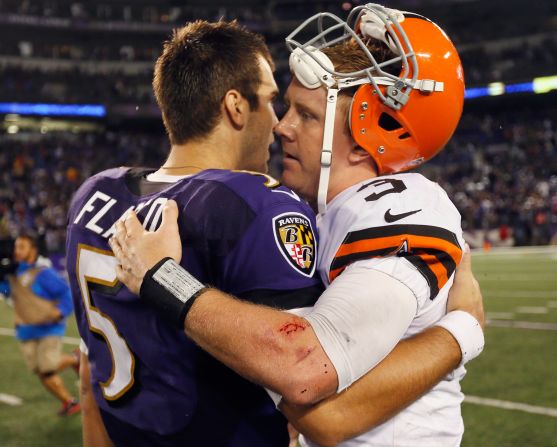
[2, 106, 555, 252]
[0, 0, 556, 254]
[0, 132, 166, 252]
[421, 107, 557, 247]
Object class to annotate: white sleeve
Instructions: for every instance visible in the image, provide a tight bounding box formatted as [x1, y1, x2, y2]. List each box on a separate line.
[305, 260, 417, 392]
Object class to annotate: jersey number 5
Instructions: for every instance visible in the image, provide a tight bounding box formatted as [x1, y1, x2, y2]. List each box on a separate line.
[76, 244, 135, 400]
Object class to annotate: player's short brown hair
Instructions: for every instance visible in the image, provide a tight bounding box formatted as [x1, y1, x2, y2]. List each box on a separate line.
[322, 38, 397, 91]
[153, 20, 274, 145]
[322, 39, 397, 129]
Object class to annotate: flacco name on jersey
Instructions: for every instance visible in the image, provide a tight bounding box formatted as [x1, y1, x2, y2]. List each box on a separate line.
[273, 212, 316, 278]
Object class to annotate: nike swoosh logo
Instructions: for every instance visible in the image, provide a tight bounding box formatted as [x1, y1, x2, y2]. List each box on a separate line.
[384, 208, 422, 223]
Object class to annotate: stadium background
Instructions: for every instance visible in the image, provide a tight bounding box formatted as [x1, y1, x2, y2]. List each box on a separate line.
[0, 0, 556, 445]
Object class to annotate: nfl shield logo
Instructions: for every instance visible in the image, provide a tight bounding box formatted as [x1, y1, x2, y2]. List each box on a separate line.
[272, 212, 316, 277]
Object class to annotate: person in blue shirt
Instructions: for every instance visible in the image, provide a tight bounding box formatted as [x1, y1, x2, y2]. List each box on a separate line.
[0, 234, 80, 416]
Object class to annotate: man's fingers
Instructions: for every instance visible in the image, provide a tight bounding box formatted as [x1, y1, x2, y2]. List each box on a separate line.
[109, 236, 122, 257]
[115, 264, 132, 287]
[458, 244, 472, 274]
[115, 220, 128, 244]
[113, 223, 133, 260]
[115, 263, 126, 281]
[124, 210, 144, 238]
[159, 200, 179, 235]
[460, 243, 471, 269]
[110, 237, 134, 272]
[116, 262, 140, 295]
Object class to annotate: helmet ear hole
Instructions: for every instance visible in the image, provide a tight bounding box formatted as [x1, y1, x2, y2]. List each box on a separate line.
[378, 112, 402, 131]
[399, 132, 411, 140]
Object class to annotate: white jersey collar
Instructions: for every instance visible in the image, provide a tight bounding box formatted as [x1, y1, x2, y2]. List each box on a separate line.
[145, 172, 193, 183]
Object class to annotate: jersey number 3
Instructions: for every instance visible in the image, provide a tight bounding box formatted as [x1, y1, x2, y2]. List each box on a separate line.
[76, 244, 135, 400]
[359, 178, 407, 201]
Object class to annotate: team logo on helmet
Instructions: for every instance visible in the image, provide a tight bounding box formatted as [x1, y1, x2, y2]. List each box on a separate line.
[273, 212, 316, 277]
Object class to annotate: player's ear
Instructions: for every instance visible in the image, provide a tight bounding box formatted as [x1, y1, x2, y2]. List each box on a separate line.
[348, 142, 375, 169]
[223, 89, 248, 129]
[348, 145, 373, 166]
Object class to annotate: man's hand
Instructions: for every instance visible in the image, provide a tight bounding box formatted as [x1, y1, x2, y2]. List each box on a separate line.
[448, 244, 485, 327]
[109, 200, 182, 294]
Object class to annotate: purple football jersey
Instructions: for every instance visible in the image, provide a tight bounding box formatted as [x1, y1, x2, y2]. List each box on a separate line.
[66, 168, 322, 446]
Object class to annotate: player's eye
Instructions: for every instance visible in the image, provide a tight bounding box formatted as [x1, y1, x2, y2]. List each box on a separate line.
[300, 110, 315, 121]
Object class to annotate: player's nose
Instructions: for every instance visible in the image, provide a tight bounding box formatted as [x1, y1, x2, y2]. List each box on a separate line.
[274, 115, 295, 141]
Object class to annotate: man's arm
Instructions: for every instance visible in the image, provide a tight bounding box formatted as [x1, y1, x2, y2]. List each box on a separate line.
[109, 201, 339, 404]
[280, 246, 484, 446]
[184, 288, 338, 404]
[182, 263, 417, 401]
[110, 204, 417, 405]
[110, 201, 484, 407]
[80, 352, 113, 447]
[281, 326, 460, 447]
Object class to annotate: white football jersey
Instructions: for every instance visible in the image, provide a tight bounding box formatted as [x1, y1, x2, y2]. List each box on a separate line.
[304, 172, 467, 447]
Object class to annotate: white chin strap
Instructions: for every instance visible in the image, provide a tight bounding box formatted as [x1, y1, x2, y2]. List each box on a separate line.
[290, 47, 339, 214]
[317, 88, 338, 214]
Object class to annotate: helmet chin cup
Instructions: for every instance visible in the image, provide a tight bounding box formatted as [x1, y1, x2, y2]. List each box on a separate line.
[289, 46, 335, 89]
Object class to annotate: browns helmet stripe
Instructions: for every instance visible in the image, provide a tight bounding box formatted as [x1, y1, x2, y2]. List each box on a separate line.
[406, 249, 459, 299]
[329, 224, 462, 299]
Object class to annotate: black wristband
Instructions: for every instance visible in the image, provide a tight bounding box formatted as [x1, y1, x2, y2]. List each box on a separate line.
[139, 257, 207, 328]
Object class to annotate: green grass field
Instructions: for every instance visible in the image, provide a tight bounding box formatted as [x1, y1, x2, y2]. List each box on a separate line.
[1, 247, 556, 446]
[461, 247, 557, 447]
[0, 306, 81, 446]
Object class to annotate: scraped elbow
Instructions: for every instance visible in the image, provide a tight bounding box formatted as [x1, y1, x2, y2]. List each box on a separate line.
[269, 316, 338, 405]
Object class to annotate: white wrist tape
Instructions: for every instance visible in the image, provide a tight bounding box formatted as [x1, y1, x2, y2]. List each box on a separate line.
[140, 258, 207, 327]
[151, 258, 205, 303]
[436, 310, 484, 366]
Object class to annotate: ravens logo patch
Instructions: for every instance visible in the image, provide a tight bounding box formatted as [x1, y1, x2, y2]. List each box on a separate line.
[273, 212, 316, 277]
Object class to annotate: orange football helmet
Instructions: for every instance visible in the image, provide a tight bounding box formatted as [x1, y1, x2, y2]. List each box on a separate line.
[350, 12, 465, 174]
[286, 4, 464, 211]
